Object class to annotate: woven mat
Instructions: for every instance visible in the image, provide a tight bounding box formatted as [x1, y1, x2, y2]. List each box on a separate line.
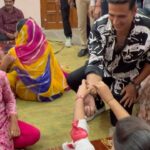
[47, 138, 112, 150]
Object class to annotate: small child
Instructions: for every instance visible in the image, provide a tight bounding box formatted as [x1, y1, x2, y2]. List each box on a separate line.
[0, 70, 40, 150]
[62, 80, 95, 150]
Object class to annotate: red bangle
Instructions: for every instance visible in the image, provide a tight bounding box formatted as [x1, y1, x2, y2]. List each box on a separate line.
[75, 95, 84, 100]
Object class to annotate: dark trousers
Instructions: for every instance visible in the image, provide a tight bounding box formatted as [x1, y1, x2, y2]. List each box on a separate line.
[137, 0, 143, 8]
[60, 0, 91, 39]
[67, 65, 133, 126]
[0, 33, 10, 41]
[101, 0, 108, 16]
[60, 0, 72, 38]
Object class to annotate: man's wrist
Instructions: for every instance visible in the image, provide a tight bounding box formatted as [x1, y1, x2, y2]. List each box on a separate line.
[130, 80, 141, 90]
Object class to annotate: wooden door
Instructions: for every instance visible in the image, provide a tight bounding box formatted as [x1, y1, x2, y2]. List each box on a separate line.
[40, 0, 77, 29]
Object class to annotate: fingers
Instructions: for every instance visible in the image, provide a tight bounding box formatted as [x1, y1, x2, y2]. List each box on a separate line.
[120, 94, 135, 107]
[10, 128, 20, 138]
[84, 94, 96, 117]
[84, 106, 95, 117]
[10, 127, 20, 138]
[81, 79, 86, 85]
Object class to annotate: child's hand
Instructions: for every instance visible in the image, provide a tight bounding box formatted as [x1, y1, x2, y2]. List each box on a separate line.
[94, 81, 114, 104]
[76, 80, 90, 100]
[9, 115, 20, 138]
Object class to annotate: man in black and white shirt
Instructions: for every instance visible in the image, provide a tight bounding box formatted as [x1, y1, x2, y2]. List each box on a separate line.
[67, 0, 150, 126]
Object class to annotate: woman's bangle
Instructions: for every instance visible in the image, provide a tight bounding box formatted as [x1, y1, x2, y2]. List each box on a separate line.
[75, 95, 84, 101]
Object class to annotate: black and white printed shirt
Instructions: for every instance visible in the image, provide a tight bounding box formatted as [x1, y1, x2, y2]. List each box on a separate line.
[86, 14, 150, 81]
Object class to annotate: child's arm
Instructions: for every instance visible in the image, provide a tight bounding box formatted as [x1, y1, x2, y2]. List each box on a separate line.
[95, 81, 130, 120]
[1, 71, 20, 137]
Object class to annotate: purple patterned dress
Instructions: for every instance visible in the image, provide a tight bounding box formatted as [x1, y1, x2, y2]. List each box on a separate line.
[0, 71, 16, 150]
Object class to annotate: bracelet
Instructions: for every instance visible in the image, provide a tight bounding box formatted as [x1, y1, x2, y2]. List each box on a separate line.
[75, 95, 84, 101]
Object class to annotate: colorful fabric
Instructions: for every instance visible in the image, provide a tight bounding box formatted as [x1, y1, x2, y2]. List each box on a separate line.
[8, 18, 68, 101]
[0, 71, 17, 150]
[14, 120, 40, 149]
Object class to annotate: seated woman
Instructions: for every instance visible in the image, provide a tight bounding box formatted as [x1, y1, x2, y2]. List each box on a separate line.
[2, 18, 68, 101]
[62, 80, 150, 150]
[0, 70, 40, 150]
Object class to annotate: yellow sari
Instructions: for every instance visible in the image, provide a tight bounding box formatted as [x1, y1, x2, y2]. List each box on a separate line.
[7, 19, 68, 101]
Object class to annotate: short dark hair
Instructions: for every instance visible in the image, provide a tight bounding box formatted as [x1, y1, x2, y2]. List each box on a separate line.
[108, 0, 136, 10]
[113, 116, 150, 150]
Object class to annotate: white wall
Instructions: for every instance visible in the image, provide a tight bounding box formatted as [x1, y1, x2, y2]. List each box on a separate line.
[0, 0, 41, 26]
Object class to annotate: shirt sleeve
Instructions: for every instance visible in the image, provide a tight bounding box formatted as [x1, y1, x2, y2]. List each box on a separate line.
[85, 21, 106, 78]
[17, 9, 24, 20]
[0, 10, 7, 35]
[2, 71, 17, 115]
[146, 48, 150, 63]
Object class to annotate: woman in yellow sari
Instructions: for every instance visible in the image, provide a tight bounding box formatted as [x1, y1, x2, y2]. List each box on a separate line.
[6, 18, 68, 101]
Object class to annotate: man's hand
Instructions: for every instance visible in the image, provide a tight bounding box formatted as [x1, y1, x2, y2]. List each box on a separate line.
[120, 84, 138, 107]
[84, 94, 96, 117]
[93, 6, 101, 20]
[86, 73, 102, 95]
[88, 6, 95, 19]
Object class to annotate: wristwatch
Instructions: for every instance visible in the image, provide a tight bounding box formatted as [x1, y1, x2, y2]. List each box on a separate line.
[130, 80, 141, 91]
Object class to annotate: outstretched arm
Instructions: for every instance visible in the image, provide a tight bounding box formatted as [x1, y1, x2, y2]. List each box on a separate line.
[95, 81, 130, 120]
[63, 80, 95, 150]
[74, 80, 90, 120]
[2, 71, 20, 138]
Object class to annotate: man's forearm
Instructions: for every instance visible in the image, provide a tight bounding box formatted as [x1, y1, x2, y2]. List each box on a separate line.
[86, 73, 102, 83]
